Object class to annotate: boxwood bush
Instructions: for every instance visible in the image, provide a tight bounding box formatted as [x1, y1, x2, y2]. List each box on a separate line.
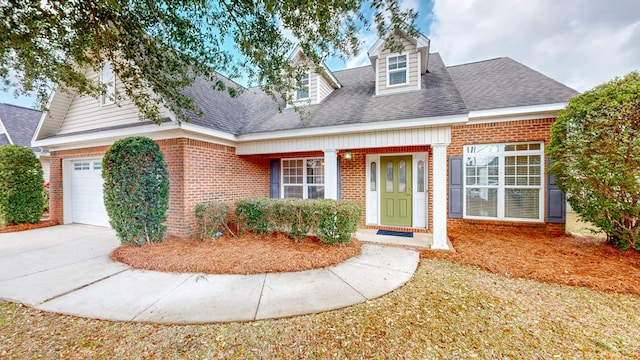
[0, 145, 45, 225]
[102, 137, 169, 246]
[235, 198, 361, 244]
[194, 201, 234, 239]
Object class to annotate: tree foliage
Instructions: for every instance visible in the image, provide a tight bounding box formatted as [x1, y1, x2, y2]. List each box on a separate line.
[548, 71, 640, 250]
[0, 0, 417, 123]
[0, 145, 45, 225]
[102, 137, 169, 246]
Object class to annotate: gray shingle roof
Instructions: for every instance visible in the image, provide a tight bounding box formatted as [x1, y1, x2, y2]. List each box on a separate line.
[447, 57, 578, 111]
[238, 53, 468, 134]
[0, 103, 43, 150]
[0, 134, 9, 146]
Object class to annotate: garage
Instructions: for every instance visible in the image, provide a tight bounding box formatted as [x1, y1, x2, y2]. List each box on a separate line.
[69, 159, 110, 227]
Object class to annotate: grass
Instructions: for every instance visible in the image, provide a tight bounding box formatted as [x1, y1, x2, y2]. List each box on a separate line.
[2, 259, 640, 359]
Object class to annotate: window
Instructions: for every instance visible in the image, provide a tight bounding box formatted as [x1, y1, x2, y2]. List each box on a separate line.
[370, 162, 376, 191]
[464, 142, 543, 221]
[100, 61, 115, 105]
[74, 162, 90, 171]
[282, 158, 324, 199]
[417, 160, 425, 192]
[296, 73, 309, 100]
[388, 54, 407, 86]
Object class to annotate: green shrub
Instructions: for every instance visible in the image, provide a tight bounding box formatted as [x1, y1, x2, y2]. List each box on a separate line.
[194, 202, 234, 239]
[0, 145, 45, 225]
[102, 137, 169, 246]
[548, 71, 640, 251]
[235, 198, 362, 244]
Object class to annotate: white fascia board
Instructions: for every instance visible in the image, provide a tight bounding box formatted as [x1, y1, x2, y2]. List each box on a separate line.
[32, 122, 182, 149]
[178, 122, 237, 143]
[0, 119, 13, 144]
[237, 114, 469, 142]
[468, 103, 567, 122]
[32, 88, 58, 144]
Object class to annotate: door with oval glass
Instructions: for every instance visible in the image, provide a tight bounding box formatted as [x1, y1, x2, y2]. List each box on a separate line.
[380, 155, 412, 227]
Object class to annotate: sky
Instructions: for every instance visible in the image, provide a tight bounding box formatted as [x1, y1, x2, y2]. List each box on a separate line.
[2, 0, 639, 109]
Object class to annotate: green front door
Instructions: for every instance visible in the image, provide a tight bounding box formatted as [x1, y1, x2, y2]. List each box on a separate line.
[380, 156, 412, 227]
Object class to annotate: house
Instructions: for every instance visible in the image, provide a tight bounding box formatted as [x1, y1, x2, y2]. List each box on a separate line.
[31, 30, 577, 249]
[0, 103, 50, 181]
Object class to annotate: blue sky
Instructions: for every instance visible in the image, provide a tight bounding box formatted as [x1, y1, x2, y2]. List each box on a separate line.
[2, 0, 638, 109]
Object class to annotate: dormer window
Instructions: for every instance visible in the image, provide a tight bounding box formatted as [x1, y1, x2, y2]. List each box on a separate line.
[100, 61, 115, 106]
[388, 55, 408, 86]
[296, 72, 310, 100]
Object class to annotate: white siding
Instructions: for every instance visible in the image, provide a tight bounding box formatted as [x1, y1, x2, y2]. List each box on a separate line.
[57, 69, 166, 135]
[40, 157, 50, 182]
[236, 126, 451, 155]
[317, 75, 334, 103]
[377, 36, 420, 95]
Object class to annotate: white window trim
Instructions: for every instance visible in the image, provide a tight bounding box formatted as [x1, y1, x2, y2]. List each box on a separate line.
[386, 53, 409, 88]
[462, 142, 545, 222]
[281, 157, 324, 199]
[295, 71, 310, 101]
[100, 61, 116, 106]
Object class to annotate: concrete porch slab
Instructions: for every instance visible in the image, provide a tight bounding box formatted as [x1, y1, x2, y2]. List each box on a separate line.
[355, 229, 432, 248]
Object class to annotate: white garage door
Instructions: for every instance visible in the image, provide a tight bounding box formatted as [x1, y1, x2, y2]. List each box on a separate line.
[70, 159, 110, 227]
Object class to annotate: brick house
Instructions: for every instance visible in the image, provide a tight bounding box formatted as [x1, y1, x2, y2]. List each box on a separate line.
[32, 31, 577, 249]
[0, 103, 50, 181]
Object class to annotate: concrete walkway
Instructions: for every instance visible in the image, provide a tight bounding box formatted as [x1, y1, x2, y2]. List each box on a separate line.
[0, 225, 419, 324]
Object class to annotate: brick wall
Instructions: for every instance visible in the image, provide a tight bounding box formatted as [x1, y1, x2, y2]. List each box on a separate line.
[448, 118, 565, 235]
[49, 138, 270, 238]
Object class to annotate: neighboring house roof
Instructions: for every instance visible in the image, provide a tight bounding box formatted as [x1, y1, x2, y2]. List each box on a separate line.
[447, 57, 578, 111]
[0, 103, 44, 151]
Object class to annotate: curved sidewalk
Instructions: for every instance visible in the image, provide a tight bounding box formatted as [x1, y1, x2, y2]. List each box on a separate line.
[0, 225, 419, 324]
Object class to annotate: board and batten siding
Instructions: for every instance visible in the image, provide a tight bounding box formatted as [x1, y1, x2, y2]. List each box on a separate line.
[376, 36, 420, 95]
[57, 69, 169, 135]
[236, 126, 451, 155]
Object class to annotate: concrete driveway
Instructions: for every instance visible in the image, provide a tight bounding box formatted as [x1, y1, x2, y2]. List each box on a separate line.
[0, 225, 419, 324]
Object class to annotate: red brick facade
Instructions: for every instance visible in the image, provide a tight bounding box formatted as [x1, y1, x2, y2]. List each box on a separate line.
[447, 118, 565, 235]
[49, 118, 565, 238]
[49, 138, 269, 238]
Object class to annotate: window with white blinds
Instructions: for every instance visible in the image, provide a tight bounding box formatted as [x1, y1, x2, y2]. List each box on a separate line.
[282, 158, 324, 199]
[464, 142, 543, 221]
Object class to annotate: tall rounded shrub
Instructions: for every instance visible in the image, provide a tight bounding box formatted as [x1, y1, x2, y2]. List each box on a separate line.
[102, 137, 169, 246]
[0, 145, 45, 225]
[548, 71, 640, 251]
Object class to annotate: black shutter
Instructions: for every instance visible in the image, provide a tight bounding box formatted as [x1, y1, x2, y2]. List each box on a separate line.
[546, 172, 566, 223]
[448, 156, 463, 218]
[270, 159, 280, 198]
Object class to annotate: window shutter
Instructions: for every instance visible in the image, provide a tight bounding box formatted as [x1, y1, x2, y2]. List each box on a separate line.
[270, 159, 280, 199]
[449, 156, 463, 218]
[546, 172, 566, 223]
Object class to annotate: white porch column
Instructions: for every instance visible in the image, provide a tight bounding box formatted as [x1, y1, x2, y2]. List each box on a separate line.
[323, 149, 338, 200]
[432, 143, 449, 249]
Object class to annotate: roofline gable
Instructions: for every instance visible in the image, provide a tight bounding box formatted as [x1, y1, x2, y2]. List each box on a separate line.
[288, 45, 342, 89]
[367, 29, 430, 60]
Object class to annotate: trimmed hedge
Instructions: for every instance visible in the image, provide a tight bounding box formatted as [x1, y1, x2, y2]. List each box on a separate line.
[235, 198, 362, 244]
[102, 137, 169, 246]
[0, 145, 45, 225]
[194, 201, 233, 239]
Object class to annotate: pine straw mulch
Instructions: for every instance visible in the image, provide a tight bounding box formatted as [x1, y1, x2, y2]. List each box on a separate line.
[0, 220, 57, 234]
[110, 232, 362, 275]
[421, 229, 640, 296]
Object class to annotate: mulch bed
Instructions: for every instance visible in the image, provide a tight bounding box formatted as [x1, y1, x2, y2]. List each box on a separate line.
[0, 220, 57, 233]
[421, 229, 640, 296]
[111, 232, 362, 275]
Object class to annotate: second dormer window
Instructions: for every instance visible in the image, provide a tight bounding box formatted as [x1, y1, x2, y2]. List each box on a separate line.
[296, 73, 309, 100]
[388, 55, 407, 86]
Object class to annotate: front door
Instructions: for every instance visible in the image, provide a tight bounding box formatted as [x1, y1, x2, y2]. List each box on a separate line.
[380, 156, 412, 227]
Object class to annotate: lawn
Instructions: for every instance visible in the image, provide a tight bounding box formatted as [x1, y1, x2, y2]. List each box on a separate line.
[2, 258, 639, 359]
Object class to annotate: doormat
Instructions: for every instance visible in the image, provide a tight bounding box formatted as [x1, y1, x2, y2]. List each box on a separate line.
[376, 230, 414, 238]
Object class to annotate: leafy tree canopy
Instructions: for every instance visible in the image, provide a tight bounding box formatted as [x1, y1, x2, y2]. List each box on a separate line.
[0, 0, 417, 124]
[548, 71, 640, 250]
